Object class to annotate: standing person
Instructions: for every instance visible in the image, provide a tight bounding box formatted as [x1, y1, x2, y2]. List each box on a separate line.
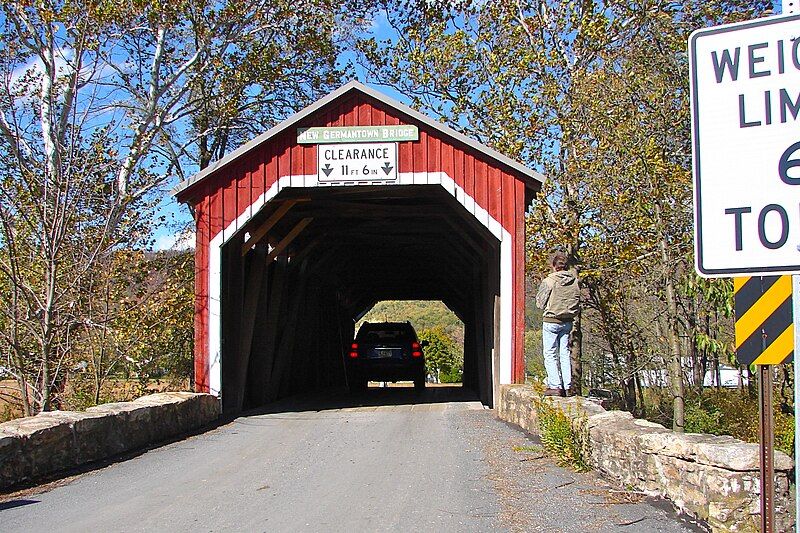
[536, 251, 580, 397]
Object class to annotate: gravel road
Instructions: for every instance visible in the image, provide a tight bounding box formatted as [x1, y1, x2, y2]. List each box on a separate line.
[0, 386, 703, 532]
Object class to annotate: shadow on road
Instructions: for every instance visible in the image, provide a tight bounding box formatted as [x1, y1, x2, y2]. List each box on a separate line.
[0, 499, 38, 511]
[240, 384, 481, 417]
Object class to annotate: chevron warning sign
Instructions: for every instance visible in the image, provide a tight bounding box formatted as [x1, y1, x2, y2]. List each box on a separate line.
[734, 276, 794, 366]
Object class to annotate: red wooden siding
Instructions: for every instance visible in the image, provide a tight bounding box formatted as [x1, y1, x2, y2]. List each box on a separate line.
[514, 179, 526, 383]
[187, 92, 534, 392]
[194, 188, 210, 392]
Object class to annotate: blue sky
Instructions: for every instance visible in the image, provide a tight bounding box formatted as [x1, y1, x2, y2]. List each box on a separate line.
[153, 8, 406, 251]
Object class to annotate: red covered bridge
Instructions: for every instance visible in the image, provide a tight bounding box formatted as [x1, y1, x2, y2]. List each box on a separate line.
[172, 81, 543, 413]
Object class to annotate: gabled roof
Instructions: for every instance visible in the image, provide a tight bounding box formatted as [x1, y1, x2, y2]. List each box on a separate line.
[172, 80, 545, 199]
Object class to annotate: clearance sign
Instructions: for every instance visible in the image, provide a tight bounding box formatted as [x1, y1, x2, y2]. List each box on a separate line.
[690, 14, 800, 277]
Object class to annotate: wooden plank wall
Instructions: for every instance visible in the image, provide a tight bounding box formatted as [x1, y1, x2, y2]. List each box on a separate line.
[185, 92, 530, 397]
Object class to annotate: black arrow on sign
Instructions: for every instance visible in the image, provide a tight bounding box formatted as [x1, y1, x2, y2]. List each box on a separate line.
[321, 164, 333, 177]
[381, 162, 393, 175]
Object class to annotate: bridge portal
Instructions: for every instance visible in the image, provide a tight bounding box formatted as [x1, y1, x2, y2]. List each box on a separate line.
[173, 82, 543, 413]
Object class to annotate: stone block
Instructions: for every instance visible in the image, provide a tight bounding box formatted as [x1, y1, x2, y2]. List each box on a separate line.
[0, 430, 23, 488]
[586, 410, 633, 429]
[71, 410, 122, 462]
[694, 437, 793, 472]
[0, 392, 220, 491]
[131, 393, 184, 440]
[132, 392, 219, 436]
[4, 411, 77, 479]
[708, 497, 759, 533]
[87, 401, 155, 450]
[175, 392, 218, 430]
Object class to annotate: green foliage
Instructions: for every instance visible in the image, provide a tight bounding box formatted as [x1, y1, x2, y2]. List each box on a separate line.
[357, 0, 771, 428]
[653, 389, 794, 457]
[512, 445, 542, 453]
[99, 251, 193, 385]
[418, 327, 463, 383]
[684, 402, 724, 435]
[524, 329, 545, 383]
[0, 0, 375, 415]
[60, 249, 195, 409]
[359, 300, 463, 344]
[533, 397, 591, 472]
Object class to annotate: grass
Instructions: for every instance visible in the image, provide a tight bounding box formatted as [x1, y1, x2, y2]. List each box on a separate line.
[512, 444, 543, 453]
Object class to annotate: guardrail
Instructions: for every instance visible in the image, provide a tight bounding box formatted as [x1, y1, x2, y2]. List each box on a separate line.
[0, 392, 220, 490]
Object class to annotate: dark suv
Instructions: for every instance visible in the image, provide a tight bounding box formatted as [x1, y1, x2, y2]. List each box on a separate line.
[347, 322, 427, 391]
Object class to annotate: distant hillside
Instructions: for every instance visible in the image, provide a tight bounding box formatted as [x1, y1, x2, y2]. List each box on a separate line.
[358, 300, 464, 345]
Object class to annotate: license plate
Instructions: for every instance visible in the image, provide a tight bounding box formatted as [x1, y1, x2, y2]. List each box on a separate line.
[375, 348, 394, 358]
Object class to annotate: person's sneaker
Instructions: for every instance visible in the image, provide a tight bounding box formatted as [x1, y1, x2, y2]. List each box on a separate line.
[544, 388, 564, 397]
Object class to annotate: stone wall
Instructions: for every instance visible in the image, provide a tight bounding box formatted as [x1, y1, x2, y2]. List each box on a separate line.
[0, 392, 220, 490]
[498, 384, 794, 533]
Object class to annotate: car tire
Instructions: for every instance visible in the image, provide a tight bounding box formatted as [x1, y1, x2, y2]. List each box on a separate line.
[414, 378, 425, 391]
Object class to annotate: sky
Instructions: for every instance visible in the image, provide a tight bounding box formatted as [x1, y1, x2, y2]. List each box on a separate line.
[152, 7, 405, 252]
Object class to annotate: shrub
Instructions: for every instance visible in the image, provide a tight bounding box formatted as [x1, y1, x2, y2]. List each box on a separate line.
[419, 327, 463, 382]
[533, 397, 591, 472]
[649, 389, 795, 457]
[439, 367, 463, 383]
[684, 401, 724, 434]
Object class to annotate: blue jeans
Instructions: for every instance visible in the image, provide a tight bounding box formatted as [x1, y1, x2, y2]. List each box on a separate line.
[542, 321, 572, 390]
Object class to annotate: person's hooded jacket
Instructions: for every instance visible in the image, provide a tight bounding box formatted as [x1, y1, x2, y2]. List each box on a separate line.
[536, 270, 580, 323]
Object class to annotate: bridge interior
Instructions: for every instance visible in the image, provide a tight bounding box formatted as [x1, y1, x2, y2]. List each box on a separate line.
[219, 185, 501, 414]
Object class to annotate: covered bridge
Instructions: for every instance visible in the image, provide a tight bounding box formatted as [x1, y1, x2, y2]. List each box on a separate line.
[172, 81, 544, 413]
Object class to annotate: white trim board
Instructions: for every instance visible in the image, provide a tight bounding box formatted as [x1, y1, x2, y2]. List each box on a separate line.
[206, 173, 515, 396]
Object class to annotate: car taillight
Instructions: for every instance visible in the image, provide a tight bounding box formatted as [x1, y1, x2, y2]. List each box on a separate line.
[411, 342, 422, 358]
[349, 343, 358, 359]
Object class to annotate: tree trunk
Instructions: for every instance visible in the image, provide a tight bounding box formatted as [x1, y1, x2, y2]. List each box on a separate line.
[570, 309, 582, 394]
[654, 201, 684, 432]
[14, 374, 32, 418]
[634, 372, 645, 417]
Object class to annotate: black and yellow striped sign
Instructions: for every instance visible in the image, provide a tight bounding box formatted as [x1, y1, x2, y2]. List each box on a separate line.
[734, 276, 793, 366]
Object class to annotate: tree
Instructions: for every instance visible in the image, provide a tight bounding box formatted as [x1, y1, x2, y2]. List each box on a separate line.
[358, 0, 771, 430]
[0, 0, 373, 414]
[71, 250, 194, 406]
[419, 327, 462, 383]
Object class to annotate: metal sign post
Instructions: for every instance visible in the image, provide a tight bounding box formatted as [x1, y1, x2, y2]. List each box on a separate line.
[735, 275, 791, 533]
[759, 364, 775, 532]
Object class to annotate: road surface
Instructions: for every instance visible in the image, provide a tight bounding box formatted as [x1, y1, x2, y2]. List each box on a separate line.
[0, 386, 701, 532]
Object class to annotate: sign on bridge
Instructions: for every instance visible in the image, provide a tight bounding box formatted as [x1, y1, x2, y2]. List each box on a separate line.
[317, 143, 398, 183]
[298, 125, 418, 144]
[690, 14, 800, 277]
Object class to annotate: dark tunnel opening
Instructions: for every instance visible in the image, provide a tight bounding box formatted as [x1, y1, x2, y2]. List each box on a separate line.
[218, 186, 501, 415]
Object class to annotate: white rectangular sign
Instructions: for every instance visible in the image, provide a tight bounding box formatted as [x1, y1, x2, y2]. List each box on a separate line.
[690, 14, 800, 277]
[317, 143, 397, 183]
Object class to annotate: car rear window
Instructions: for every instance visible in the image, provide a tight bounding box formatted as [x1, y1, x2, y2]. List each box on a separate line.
[356, 323, 415, 343]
